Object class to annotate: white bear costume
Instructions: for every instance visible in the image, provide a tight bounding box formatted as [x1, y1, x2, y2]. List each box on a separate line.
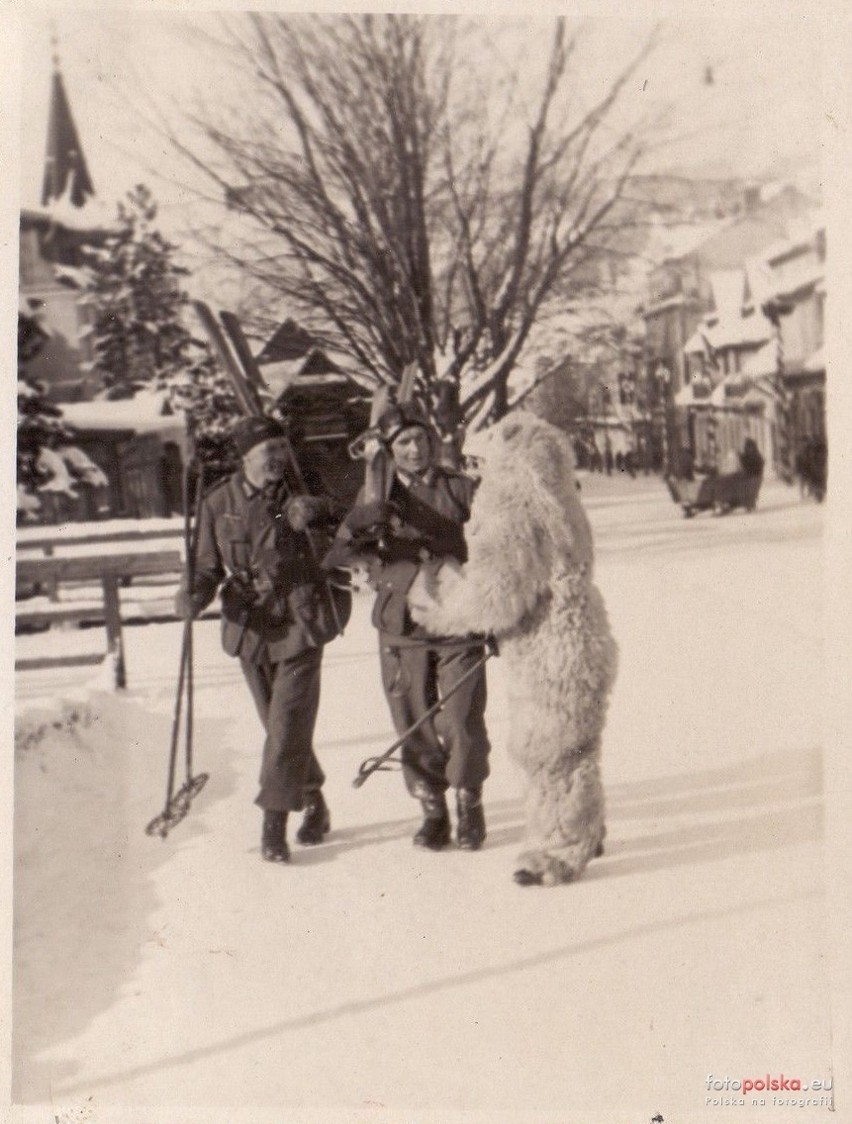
[408, 413, 618, 885]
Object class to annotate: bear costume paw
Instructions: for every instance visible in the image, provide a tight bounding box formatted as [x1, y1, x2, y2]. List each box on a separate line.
[512, 851, 577, 887]
[513, 833, 605, 887]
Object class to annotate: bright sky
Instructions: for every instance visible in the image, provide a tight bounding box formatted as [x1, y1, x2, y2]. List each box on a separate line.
[16, 4, 827, 241]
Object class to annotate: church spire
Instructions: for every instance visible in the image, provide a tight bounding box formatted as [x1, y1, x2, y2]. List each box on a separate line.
[41, 41, 95, 208]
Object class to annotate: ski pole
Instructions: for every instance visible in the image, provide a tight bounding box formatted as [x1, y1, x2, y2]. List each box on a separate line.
[352, 637, 497, 788]
[145, 460, 209, 837]
[171, 463, 209, 815]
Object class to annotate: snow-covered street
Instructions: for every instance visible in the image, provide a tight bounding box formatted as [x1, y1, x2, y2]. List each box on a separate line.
[12, 475, 834, 1124]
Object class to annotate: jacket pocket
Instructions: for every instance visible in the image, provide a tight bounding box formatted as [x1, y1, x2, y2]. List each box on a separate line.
[289, 581, 352, 646]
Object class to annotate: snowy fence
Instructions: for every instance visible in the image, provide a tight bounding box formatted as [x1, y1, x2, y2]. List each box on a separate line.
[17, 524, 183, 600]
[15, 550, 183, 688]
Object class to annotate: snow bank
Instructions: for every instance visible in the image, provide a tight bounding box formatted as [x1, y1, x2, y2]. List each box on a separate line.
[13, 673, 236, 1105]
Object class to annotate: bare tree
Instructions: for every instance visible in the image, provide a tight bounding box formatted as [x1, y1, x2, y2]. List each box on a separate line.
[171, 14, 659, 430]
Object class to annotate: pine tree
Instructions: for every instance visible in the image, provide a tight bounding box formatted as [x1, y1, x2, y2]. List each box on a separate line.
[81, 184, 195, 397]
[17, 311, 71, 514]
[17, 309, 107, 521]
[80, 183, 242, 467]
[167, 340, 242, 473]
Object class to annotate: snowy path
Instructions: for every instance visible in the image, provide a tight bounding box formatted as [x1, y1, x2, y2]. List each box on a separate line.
[11, 477, 833, 1124]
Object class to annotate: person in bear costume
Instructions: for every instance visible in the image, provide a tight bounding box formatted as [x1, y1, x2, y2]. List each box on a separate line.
[408, 412, 618, 886]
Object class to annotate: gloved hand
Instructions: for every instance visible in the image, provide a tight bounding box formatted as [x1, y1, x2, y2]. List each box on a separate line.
[220, 576, 262, 628]
[284, 495, 328, 531]
[344, 500, 400, 534]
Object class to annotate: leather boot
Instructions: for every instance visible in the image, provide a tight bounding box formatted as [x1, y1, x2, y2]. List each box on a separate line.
[296, 791, 331, 845]
[261, 810, 290, 863]
[456, 788, 486, 850]
[413, 792, 451, 851]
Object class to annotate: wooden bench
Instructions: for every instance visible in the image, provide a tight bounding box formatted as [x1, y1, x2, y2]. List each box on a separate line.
[15, 550, 183, 688]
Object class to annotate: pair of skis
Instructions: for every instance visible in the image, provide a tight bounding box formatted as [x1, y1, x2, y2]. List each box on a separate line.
[348, 361, 419, 526]
[192, 300, 346, 640]
[192, 302, 269, 425]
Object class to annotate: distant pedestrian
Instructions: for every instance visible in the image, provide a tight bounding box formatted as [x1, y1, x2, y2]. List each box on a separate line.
[739, 437, 764, 479]
[672, 447, 694, 480]
[809, 437, 828, 501]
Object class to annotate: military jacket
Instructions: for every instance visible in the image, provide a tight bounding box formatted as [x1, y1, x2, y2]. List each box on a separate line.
[336, 466, 476, 638]
[188, 471, 347, 663]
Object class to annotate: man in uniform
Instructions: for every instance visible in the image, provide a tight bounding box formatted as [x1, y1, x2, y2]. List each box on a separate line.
[175, 416, 349, 863]
[328, 405, 491, 851]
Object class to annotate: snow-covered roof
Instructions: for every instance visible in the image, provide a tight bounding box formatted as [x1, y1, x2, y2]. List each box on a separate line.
[650, 218, 726, 262]
[756, 220, 825, 302]
[20, 196, 117, 234]
[770, 265, 825, 302]
[60, 388, 185, 434]
[677, 267, 773, 352]
[708, 270, 744, 324]
[762, 213, 823, 265]
[41, 177, 117, 229]
[321, 347, 357, 372]
[741, 338, 779, 378]
[684, 309, 772, 355]
[708, 375, 770, 410]
[261, 358, 304, 396]
[743, 256, 775, 309]
[53, 263, 93, 289]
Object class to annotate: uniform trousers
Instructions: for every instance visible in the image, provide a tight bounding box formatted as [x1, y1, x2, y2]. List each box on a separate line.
[379, 635, 491, 798]
[242, 646, 326, 812]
